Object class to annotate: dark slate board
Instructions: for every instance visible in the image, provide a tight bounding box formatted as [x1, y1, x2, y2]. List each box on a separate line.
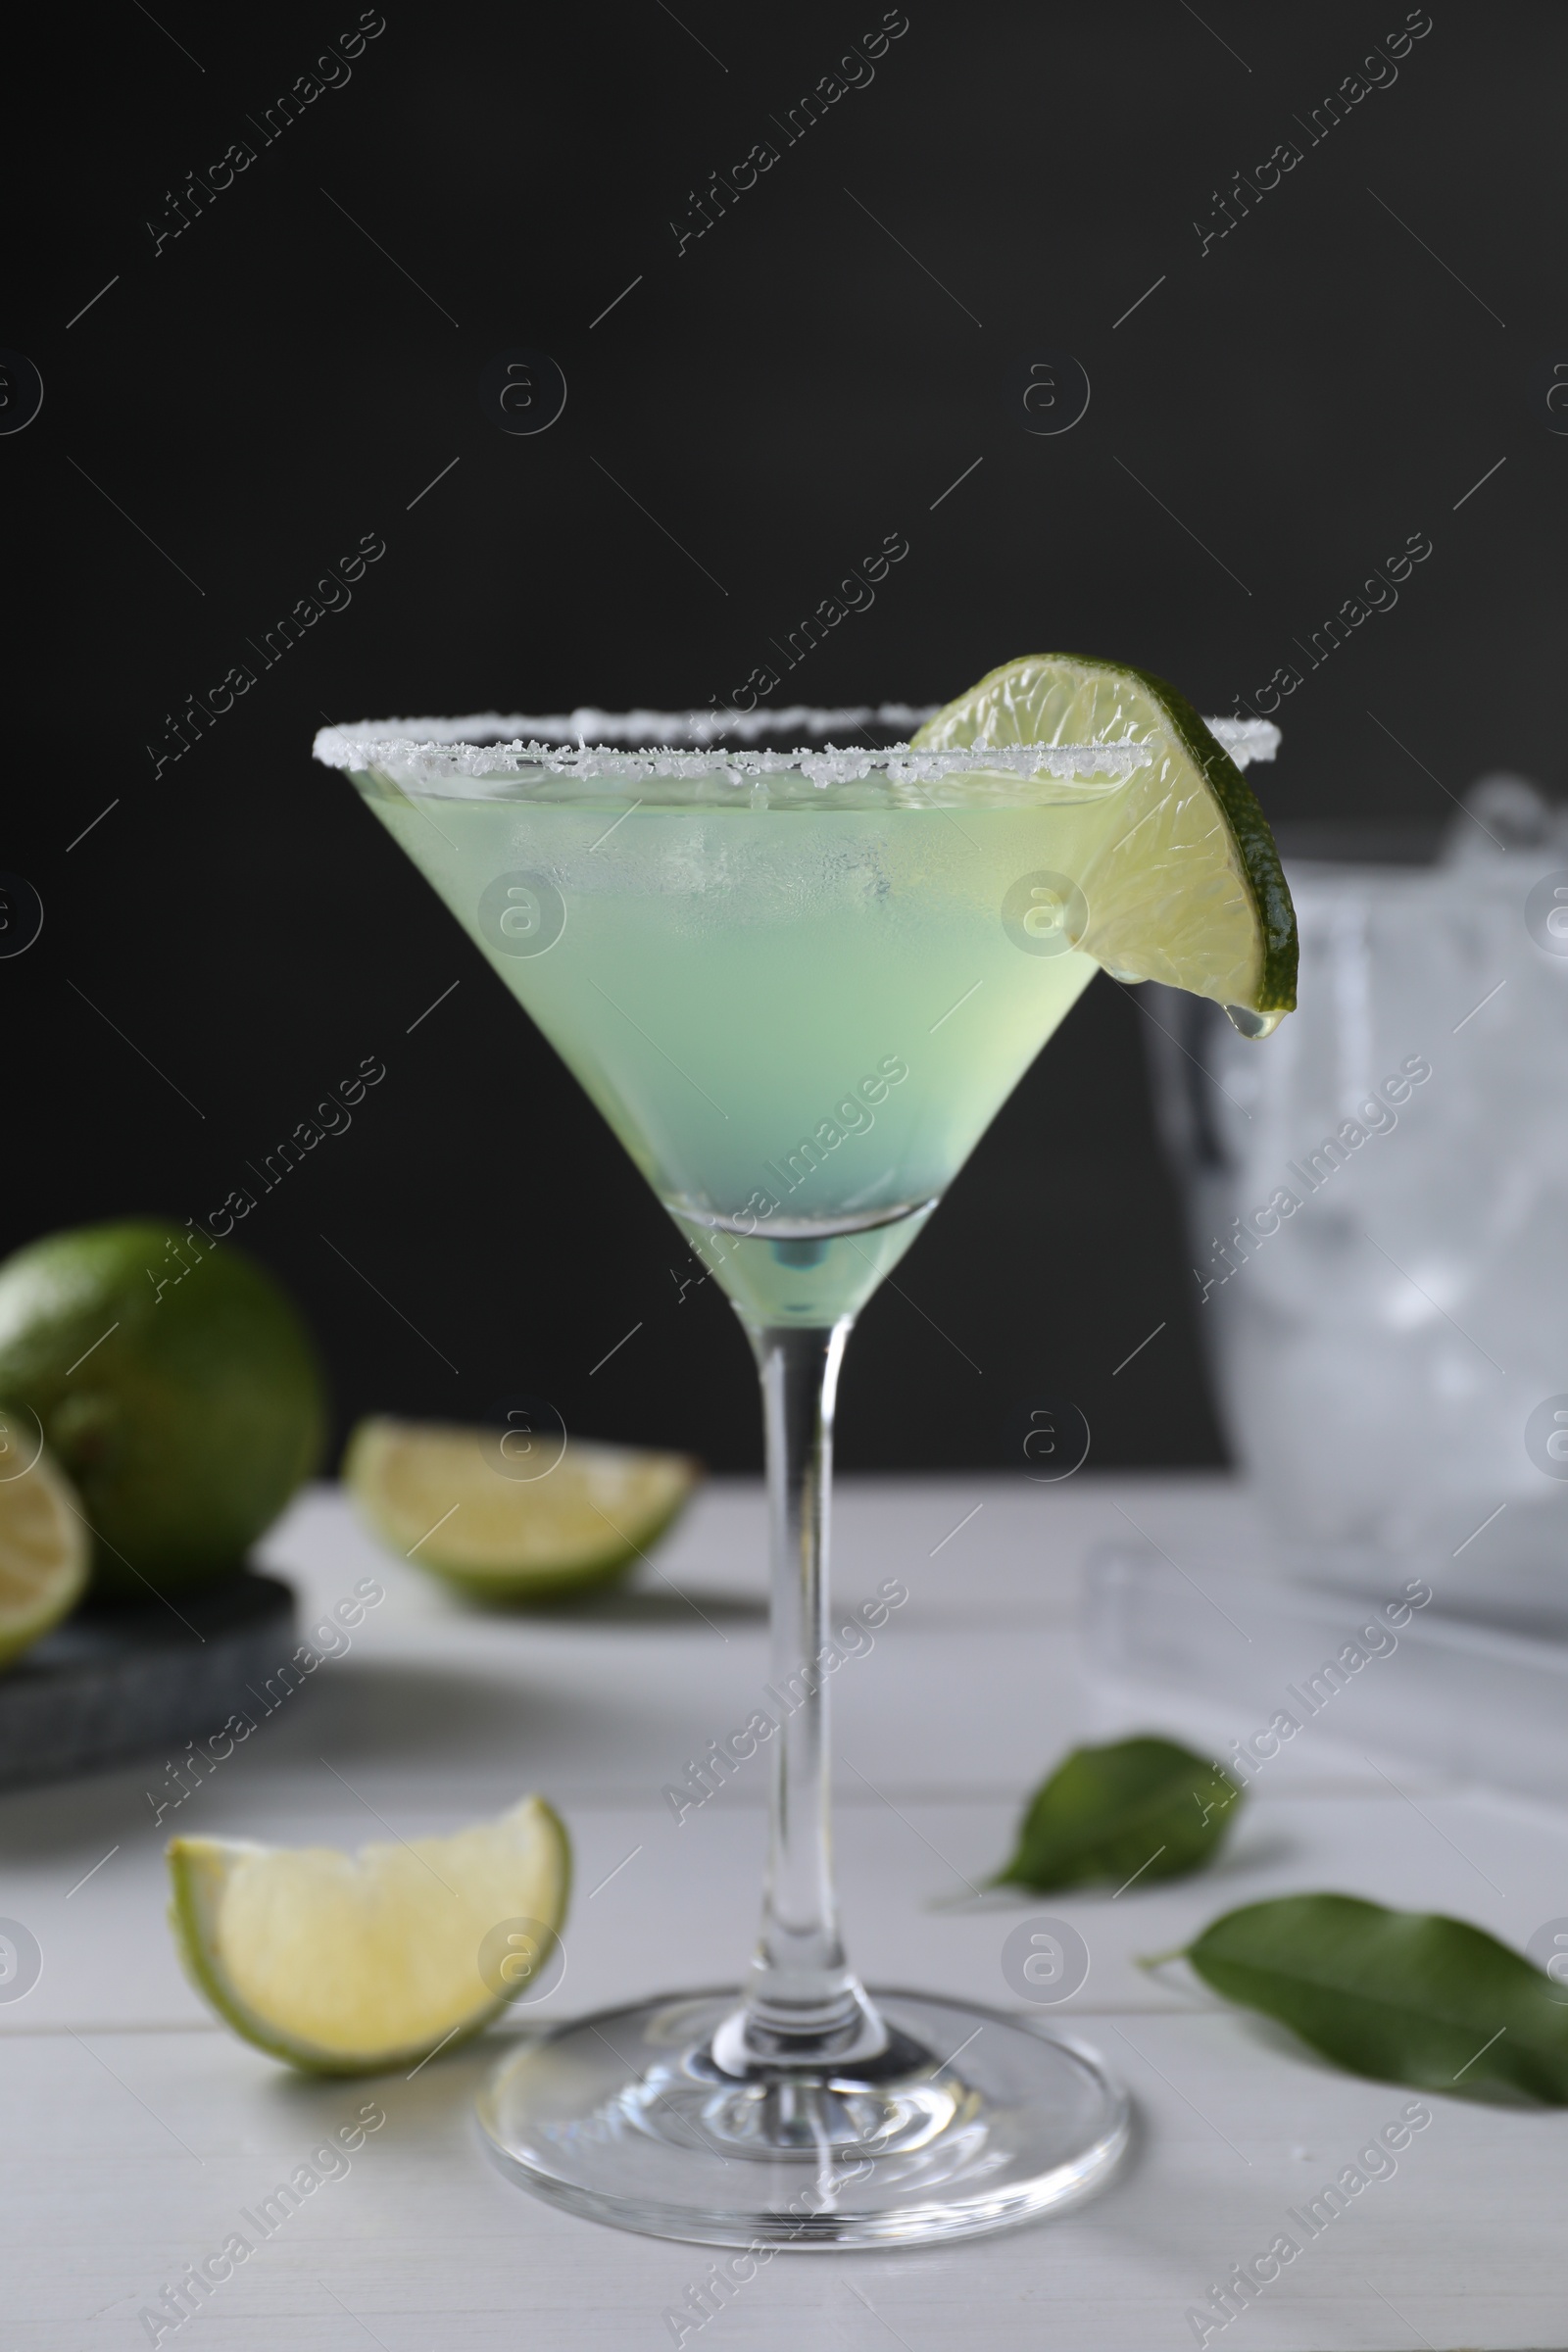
[0, 1569, 296, 1791]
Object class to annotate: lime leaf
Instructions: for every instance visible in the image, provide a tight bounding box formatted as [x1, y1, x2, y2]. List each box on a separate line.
[1184, 1893, 1568, 2103]
[993, 1736, 1243, 1892]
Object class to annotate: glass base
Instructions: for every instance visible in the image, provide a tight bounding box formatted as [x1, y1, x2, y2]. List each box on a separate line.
[475, 1987, 1130, 2248]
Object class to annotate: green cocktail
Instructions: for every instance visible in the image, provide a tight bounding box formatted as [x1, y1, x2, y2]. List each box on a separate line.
[316, 662, 1295, 2250]
[368, 783, 1099, 1323]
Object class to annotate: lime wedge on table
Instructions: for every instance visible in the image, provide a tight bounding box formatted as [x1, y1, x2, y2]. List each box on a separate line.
[344, 1416, 701, 1602]
[0, 1444, 89, 1667]
[168, 1795, 570, 2073]
[913, 653, 1297, 1024]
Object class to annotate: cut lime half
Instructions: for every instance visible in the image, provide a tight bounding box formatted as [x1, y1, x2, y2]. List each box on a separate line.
[913, 652, 1297, 1025]
[168, 1793, 570, 2074]
[344, 1416, 701, 1603]
[0, 1442, 89, 1668]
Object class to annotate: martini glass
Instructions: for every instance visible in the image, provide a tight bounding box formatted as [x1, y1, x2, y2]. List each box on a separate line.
[315, 706, 1259, 2248]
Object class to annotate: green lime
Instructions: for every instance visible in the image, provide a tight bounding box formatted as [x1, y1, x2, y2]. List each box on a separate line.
[0, 1219, 326, 1597]
[169, 1793, 570, 2073]
[912, 652, 1298, 1024]
[344, 1415, 701, 1604]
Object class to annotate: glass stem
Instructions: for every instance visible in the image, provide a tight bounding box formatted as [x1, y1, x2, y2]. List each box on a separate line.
[733, 1317, 884, 2066]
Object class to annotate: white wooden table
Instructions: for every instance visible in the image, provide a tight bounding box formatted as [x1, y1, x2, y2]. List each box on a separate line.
[4, 1474, 1565, 2349]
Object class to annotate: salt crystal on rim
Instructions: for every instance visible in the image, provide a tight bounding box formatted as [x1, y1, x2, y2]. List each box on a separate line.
[312, 710, 1278, 783]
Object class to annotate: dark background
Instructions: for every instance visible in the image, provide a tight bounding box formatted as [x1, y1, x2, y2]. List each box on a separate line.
[7, 2, 1561, 1474]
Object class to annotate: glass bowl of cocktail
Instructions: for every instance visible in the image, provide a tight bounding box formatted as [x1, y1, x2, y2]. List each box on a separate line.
[313, 656, 1297, 2248]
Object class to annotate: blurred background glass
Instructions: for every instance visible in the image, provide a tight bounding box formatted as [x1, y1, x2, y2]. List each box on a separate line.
[1147, 779, 1568, 1626]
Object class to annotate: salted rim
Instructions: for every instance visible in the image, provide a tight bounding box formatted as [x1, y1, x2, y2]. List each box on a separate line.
[312, 709, 1279, 781]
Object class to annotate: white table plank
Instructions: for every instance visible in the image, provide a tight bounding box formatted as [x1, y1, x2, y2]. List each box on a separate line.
[3, 2018, 1564, 2350]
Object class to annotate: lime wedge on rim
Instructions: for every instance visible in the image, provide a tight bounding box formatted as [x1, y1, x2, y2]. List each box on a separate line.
[912, 652, 1298, 1026]
[168, 1794, 570, 2073]
[0, 1443, 89, 1668]
[344, 1417, 701, 1603]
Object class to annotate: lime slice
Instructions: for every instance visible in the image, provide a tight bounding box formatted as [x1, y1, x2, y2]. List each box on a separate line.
[168, 1793, 570, 2073]
[343, 1416, 701, 1602]
[0, 1443, 89, 1667]
[912, 652, 1297, 1024]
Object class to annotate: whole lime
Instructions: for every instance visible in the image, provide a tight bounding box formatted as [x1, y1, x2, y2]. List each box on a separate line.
[0, 1220, 327, 1598]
